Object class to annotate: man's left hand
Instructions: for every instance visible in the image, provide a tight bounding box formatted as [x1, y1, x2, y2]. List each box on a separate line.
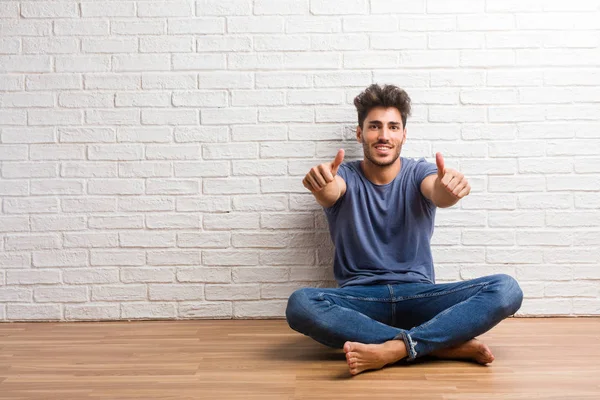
[436, 152, 471, 199]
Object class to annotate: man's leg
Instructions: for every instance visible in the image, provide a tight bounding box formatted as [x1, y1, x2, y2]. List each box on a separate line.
[285, 284, 411, 375]
[350, 274, 523, 365]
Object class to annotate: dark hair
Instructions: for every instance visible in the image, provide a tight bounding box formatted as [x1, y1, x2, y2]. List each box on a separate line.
[353, 84, 411, 129]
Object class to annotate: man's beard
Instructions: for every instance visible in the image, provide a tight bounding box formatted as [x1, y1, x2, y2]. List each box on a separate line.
[362, 138, 401, 167]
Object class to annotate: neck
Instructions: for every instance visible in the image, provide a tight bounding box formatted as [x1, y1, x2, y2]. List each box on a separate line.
[361, 157, 402, 185]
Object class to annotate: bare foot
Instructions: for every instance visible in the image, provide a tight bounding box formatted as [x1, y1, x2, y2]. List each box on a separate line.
[430, 338, 495, 365]
[343, 340, 407, 376]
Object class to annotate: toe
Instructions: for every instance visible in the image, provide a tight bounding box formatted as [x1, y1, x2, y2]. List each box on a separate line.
[343, 342, 352, 353]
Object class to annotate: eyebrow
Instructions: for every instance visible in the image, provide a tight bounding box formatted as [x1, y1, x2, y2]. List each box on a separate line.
[368, 120, 401, 125]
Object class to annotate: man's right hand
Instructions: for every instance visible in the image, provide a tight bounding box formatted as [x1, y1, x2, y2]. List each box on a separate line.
[303, 149, 345, 193]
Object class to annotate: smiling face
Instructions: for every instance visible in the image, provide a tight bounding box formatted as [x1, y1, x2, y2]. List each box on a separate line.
[357, 106, 406, 167]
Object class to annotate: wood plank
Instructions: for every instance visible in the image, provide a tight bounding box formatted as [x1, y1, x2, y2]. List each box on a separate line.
[0, 318, 598, 399]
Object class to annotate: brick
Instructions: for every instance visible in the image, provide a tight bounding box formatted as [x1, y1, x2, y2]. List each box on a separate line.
[137, 2, 193, 17]
[0, 20, 51, 36]
[261, 213, 313, 229]
[232, 195, 287, 211]
[205, 284, 259, 300]
[33, 250, 87, 268]
[146, 214, 201, 229]
[228, 53, 283, 70]
[178, 232, 230, 248]
[0, 216, 29, 232]
[0, 253, 30, 268]
[63, 233, 118, 248]
[197, 35, 252, 52]
[311, 34, 368, 50]
[59, 92, 114, 108]
[0, 75, 23, 91]
[63, 268, 119, 284]
[31, 215, 86, 231]
[177, 196, 230, 212]
[146, 145, 201, 160]
[65, 305, 120, 321]
[88, 215, 144, 229]
[177, 267, 231, 283]
[462, 230, 515, 246]
[172, 90, 227, 107]
[143, 73, 196, 89]
[1, 127, 54, 143]
[7, 270, 60, 285]
[168, 18, 224, 34]
[54, 20, 109, 35]
[122, 268, 175, 283]
[4, 198, 59, 214]
[112, 20, 165, 35]
[117, 128, 171, 142]
[61, 162, 117, 178]
[462, 124, 517, 141]
[203, 178, 259, 194]
[7, 305, 61, 321]
[4, 234, 60, 251]
[140, 36, 194, 52]
[0, 55, 52, 72]
[174, 161, 229, 177]
[34, 287, 88, 303]
[256, 72, 311, 88]
[518, 194, 572, 209]
[118, 197, 174, 211]
[203, 143, 258, 159]
[81, 2, 135, 17]
[228, 16, 283, 33]
[113, 55, 171, 72]
[141, 109, 198, 125]
[233, 267, 288, 283]
[149, 284, 204, 301]
[23, 37, 78, 54]
[61, 198, 116, 213]
[286, 17, 341, 33]
[92, 285, 146, 301]
[28, 110, 82, 126]
[121, 303, 177, 319]
[85, 74, 140, 90]
[203, 251, 259, 266]
[88, 179, 144, 195]
[119, 232, 176, 248]
[88, 144, 143, 161]
[259, 107, 313, 123]
[233, 300, 287, 317]
[146, 179, 199, 195]
[82, 38, 137, 53]
[311, 0, 367, 14]
[175, 126, 228, 142]
[147, 250, 200, 265]
[178, 302, 232, 319]
[196, 0, 252, 16]
[21, 2, 78, 18]
[203, 213, 259, 230]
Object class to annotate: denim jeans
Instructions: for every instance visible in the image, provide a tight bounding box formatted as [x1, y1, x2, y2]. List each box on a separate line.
[285, 274, 523, 361]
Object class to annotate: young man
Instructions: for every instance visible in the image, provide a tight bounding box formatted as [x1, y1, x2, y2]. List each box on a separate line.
[285, 84, 523, 375]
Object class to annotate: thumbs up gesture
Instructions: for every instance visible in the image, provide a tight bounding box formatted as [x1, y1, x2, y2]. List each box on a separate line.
[435, 152, 471, 199]
[303, 149, 345, 192]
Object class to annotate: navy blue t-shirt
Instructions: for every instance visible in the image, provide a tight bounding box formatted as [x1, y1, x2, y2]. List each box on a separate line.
[324, 158, 439, 287]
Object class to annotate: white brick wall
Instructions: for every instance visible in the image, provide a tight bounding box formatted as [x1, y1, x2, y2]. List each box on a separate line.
[0, 0, 599, 321]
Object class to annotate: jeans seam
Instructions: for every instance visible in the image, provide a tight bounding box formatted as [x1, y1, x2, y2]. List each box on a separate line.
[387, 284, 395, 325]
[318, 292, 392, 302]
[391, 282, 490, 302]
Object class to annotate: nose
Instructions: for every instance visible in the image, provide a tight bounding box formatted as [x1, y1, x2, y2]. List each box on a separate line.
[378, 127, 391, 140]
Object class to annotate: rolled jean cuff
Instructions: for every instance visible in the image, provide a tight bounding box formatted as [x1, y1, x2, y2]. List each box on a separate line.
[395, 330, 418, 361]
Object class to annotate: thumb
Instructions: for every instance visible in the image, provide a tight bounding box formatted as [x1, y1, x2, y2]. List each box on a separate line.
[436, 152, 445, 179]
[331, 149, 345, 175]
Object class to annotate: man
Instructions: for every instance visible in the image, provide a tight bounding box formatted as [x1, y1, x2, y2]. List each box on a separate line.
[285, 84, 523, 376]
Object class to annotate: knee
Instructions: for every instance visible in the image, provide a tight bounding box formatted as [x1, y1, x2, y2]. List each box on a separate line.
[490, 274, 523, 317]
[285, 288, 313, 331]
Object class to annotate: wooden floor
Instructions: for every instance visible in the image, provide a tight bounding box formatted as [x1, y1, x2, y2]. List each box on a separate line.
[0, 318, 599, 400]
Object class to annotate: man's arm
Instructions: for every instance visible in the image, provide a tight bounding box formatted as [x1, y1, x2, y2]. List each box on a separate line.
[303, 149, 347, 208]
[420, 152, 471, 208]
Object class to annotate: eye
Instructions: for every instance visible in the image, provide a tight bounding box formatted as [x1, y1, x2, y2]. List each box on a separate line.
[369, 124, 378, 129]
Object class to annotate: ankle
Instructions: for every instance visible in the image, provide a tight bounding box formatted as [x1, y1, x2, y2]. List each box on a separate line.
[382, 339, 408, 362]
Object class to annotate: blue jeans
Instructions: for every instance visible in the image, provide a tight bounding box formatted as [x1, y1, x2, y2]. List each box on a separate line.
[285, 274, 523, 361]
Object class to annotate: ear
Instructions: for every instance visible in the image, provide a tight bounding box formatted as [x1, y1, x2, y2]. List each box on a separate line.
[356, 125, 362, 143]
[402, 128, 407, 145]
